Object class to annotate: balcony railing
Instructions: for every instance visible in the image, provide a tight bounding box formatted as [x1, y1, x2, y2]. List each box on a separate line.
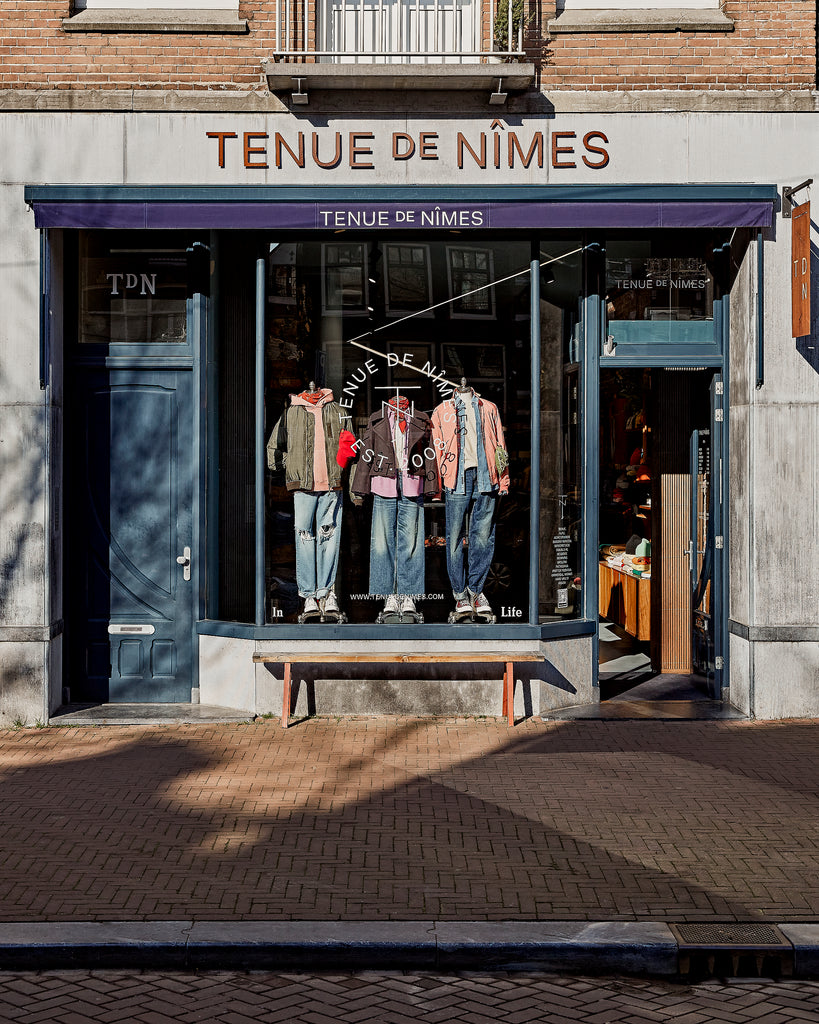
[270, 0, 525, 62]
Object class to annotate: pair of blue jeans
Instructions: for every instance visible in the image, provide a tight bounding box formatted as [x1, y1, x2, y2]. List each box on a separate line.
[444, 467, 497, 599]
[292, 489, 343, 599]
[369, 494, 425, 597]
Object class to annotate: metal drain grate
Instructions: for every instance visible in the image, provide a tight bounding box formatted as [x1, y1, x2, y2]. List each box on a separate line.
[670, 923, 794, 979]
[671, 923, 789, 949]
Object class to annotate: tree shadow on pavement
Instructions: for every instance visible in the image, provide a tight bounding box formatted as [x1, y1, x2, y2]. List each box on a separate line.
[1, 718, 818, 925]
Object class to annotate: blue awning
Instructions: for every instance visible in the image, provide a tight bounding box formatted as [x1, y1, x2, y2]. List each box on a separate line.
[25, 185, 777, 231]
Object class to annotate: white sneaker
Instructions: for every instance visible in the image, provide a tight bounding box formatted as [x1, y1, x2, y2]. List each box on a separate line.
[303, 597, 320, 617]
[383, 594, 400, 615]
[399, 595, 417, 616]
[472, 592, 493, 617]
[453, 596, 472, 618]
[322, 591, 340, 616]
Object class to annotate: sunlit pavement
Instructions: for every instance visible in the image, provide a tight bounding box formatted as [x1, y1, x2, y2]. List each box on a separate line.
[2, 717, 818, 925]
[2, 717, 819, 986]
[2, 970, 819, 1023]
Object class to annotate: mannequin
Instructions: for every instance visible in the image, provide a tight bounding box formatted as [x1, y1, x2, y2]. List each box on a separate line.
[350, 389, 438, 624]
[267, 383, 348, 623]
[430, 379, 510, 623]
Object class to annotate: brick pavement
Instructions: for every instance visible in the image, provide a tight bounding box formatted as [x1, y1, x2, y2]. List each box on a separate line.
[2, 970, 819, 1024]
[0, 718, 818, 923]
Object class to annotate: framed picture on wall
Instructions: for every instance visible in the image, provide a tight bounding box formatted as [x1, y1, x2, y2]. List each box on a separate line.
[446, 246, 495, 319]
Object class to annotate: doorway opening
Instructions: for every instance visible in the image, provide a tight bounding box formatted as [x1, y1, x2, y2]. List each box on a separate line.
[597, 367, 724, 706]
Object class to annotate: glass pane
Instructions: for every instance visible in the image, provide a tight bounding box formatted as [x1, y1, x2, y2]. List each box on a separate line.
[78, 231, 190, 344]
[605, 236, 715, 347]
[261, 237, 532, 626]
[538, 240, 583, 622]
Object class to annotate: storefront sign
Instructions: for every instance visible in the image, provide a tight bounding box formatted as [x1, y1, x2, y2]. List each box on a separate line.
[610, 276, 709, 290]
[106, 272, 157, 296]
[319, 206, 488, 229]
[206, 125, 611, 173]
[792, 201, 811, 338]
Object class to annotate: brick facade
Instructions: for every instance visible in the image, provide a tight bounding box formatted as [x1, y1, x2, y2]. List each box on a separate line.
[0, 0, 814, 92]
[543, 2, 817, 91]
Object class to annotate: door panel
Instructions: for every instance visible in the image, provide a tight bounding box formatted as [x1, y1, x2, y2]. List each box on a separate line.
[690, 373, 724, 697]
[67, 368, 194, 702]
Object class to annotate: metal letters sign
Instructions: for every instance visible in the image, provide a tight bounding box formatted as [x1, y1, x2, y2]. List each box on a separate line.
[792, 201, 811, 338]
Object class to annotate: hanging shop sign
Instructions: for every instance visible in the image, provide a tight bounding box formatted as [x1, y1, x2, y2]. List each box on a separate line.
[792, 201, 811, 338]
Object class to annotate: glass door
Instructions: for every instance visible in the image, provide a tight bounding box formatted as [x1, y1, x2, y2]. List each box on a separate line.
[690, 372, 724, 698]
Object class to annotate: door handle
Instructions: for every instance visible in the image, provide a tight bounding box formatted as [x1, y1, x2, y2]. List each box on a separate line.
[176, 546, 191, 582]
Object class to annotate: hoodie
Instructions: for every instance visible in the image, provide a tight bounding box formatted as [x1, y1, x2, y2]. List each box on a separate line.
[267, 388, 346, 492]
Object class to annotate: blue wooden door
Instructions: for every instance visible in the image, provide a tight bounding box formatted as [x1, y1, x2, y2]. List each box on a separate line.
[67, 368, 195, 702]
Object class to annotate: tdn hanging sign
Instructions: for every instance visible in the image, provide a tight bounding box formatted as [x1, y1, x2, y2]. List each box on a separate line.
[792, 201, 811, 338]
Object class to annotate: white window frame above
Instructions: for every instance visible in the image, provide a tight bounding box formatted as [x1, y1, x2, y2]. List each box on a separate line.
[75, 0, 239, 9]
[558, 0, 718, 8]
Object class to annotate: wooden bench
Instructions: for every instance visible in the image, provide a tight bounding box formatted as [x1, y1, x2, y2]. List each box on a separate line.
[252, 652, 545, 728]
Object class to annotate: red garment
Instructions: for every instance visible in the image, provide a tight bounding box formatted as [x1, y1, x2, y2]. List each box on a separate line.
[388, 395, 409, 433]
[300, 390, 323, 405]
[336, 429, 357, 468]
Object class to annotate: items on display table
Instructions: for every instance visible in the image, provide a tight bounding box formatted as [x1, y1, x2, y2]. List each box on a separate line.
[266, 382, 349, 624]
[350, 395, 439, 624]
[599, 535, 652, 578]
[430, 379, 510, 624]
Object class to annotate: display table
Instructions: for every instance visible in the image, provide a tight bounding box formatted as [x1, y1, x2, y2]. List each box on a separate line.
[598, 561, 651, 641]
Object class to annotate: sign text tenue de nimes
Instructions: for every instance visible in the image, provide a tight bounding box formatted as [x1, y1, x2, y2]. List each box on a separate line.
[206, 121, 611, 173]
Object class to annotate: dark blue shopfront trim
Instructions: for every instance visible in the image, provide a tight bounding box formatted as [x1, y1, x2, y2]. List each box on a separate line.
[25, 184, 777, 230]
[196, 619, 597, 641]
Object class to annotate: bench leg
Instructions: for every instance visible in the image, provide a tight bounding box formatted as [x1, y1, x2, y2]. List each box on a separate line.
[282, 662, 292, 729]
[504, 662, 515, 726]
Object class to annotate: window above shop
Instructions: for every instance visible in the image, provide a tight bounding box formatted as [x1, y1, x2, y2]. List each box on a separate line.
[63, 0, 248, 34]
[548, 0, 733, 33]
[262, 0, 537, 100]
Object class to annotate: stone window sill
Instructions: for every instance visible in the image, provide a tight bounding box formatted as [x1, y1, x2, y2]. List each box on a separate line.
[547, 8, 734, 33]
[62, 8, 249, 33]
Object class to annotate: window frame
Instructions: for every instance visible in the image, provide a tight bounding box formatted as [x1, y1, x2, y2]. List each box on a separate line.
[558, 0, 718, 8]
[74, 0, 238, 8]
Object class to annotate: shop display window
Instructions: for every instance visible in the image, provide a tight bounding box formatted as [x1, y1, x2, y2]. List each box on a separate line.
[210, 234, 585, 628]
[77, 231, 192, 345]
[259, 238, 528, 626]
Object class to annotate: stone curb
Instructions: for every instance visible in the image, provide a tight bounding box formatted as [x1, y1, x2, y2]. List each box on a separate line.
[1, 922, 817, 976]
[0, 921, 705, 975]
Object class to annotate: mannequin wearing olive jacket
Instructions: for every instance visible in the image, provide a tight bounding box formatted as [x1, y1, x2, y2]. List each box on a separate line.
[267, 388, 346, 613]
